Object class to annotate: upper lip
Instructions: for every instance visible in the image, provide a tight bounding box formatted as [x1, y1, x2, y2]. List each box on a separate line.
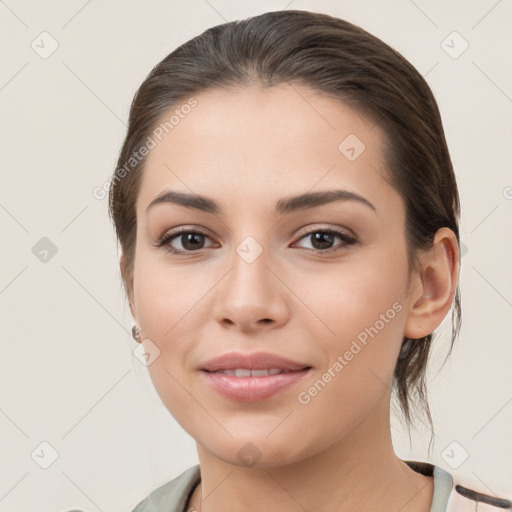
[200, 352, 311, 372]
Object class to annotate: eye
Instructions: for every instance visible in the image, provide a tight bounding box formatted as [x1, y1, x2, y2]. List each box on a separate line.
[155, 227, 357, 255]
[293, 228, 357, 253]
[156, 228, 215, 254]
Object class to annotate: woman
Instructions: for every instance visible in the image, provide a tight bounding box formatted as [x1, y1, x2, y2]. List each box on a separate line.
[108, 9, 510, 512]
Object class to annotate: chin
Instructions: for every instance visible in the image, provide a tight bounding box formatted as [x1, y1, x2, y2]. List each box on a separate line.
[196, 433, 314, 470]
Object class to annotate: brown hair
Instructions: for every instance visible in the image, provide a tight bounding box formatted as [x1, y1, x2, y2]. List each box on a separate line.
[108, 9, 461, 446]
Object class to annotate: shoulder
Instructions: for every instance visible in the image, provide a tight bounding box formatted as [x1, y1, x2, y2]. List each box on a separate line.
[406, 460, 511, 512]
[130, 464, 201, 512]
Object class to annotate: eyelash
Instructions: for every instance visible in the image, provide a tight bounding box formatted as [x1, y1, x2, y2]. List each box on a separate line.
[155, 227, 357, 255]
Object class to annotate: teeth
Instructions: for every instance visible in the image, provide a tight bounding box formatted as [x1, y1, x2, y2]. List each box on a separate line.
[251, 369, 272, 377]
[214, 368, 284, 377]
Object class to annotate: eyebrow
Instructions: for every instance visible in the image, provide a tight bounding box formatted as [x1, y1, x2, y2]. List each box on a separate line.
[146, 189, 376, 215]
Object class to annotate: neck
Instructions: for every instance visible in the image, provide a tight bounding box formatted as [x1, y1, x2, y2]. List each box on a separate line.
[189, 396, 433, 512]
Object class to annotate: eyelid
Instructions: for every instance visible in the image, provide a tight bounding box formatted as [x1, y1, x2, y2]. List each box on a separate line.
[294, 224, 356, 242]
[154, 226, 215, 250]
[155, 224, 357, 254]
[291, 225, 357, 253]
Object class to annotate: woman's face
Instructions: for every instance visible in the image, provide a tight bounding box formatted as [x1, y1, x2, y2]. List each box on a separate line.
[130, 83, 423, 467]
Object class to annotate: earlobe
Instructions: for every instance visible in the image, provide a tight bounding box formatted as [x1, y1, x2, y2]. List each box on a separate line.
[404, 228, 460, 340]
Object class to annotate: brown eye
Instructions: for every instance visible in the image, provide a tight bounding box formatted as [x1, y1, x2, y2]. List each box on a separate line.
[157, 230, 214, 253]
[294, 229, 356, 253]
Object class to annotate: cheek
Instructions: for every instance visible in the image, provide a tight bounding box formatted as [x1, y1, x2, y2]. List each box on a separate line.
[300, 251, 408, 343]
[132, 251, 246, 419]
[133, 254, 208, 338]
[293, 271, 407, 441]
[298, 250, 409, 404]
[132, 257, 202, 400]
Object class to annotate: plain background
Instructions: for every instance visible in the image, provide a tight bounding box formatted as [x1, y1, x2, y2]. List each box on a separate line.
[1, 1, 511, 510]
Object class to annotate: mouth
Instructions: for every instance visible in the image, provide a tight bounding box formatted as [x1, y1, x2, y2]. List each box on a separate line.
[199, 352, 312, 402]
[200, 351, 311, 372]
[205, 368, 306, 377]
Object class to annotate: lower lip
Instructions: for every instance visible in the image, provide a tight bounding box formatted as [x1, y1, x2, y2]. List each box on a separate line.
[200, 369, 311, 402]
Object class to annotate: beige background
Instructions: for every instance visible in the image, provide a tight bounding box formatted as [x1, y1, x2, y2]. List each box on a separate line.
[1, 0, 511, 510]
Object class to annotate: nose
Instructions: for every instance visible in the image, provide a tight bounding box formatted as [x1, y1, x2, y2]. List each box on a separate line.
[212, 245, 290, 333]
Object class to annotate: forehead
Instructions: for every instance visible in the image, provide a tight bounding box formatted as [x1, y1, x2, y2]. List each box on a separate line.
[137, 83, 397, 216]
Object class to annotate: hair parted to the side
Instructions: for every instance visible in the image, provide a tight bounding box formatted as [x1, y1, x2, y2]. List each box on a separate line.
[108, 9, 461, 451]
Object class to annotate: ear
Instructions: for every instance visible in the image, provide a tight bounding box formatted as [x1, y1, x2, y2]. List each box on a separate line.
[120, 253, 137, 320]
[404, 227, 460, 340]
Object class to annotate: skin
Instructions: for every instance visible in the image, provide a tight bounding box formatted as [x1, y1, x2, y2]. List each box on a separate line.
[124, 83, 459, 512]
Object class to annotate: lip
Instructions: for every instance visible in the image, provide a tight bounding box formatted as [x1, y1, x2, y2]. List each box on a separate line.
[200, 352, 310, 372]
[199, 352, 312, 402]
